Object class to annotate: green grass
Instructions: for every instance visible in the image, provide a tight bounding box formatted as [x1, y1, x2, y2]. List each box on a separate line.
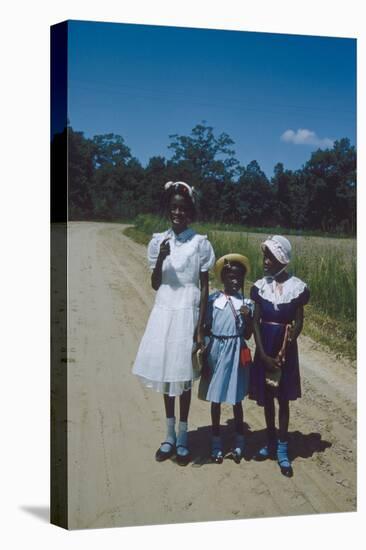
[130, 214, 354, 239]
[125, 214, 356, 362]
[303, 306, 356, 363]
[123, 226, 151, 246]
[192, 222, 353, 239]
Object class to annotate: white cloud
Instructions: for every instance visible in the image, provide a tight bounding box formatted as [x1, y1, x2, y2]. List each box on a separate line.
[281, 128, 334, 148]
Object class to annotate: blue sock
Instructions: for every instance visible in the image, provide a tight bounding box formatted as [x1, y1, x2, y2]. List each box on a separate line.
[160, 417, 176, 453]
[277, 440, 291, 467]
[176, 421, 189, 456]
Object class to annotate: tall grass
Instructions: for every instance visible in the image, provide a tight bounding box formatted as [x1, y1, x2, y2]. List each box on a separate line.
[131, 214, 353, 239]
[291, 248, 356, 325]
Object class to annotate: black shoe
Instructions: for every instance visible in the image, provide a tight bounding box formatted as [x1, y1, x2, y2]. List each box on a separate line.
[176, 445, 191, 466]
[155, 441, 175, 462]
[279, 464, 294, 477]
[225, 449, 242, 464]
[211, 450, 224, 464]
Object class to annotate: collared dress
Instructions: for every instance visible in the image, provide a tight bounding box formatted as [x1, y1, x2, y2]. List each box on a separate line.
[132, 227, 215, 397]
[249, 275, 310, 406]
[200, 291, 253, 405]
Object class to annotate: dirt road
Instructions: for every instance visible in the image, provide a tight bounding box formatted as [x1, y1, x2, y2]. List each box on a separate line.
[65, 222, 356, 529]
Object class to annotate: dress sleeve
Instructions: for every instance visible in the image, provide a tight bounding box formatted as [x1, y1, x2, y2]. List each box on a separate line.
[147, 233, 161, 271]
[250, 285, 260, 303]
[296, 285, 310, 306]
[199, 237, 215, 272]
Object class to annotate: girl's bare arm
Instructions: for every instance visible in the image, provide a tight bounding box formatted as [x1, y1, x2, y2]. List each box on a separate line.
[195, 271, 209, 348]
[151, 238, 170, 290]
[243, 317, 253, 340]
[240, 305, 253, 339]
[288, 305, 304, 342]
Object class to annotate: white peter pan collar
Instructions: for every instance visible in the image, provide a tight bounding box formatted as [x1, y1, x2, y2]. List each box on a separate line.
[214, 292, 243, 310]
[254, 275, 307, 306]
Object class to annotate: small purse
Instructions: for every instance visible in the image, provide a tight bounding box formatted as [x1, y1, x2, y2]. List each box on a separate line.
[265, 323, 291, 387]
[227, 295, 252, 368]
[192, 347, 205, 377]
[240, 346, 252, 367]
[265, 368, 282, 388]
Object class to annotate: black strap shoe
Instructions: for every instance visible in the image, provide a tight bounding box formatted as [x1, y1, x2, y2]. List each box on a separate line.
[155, 441, 176, 462]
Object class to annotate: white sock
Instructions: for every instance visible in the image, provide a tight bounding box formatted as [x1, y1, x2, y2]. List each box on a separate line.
[176, 421, 189, 455]
[234, 434, 245, 455]
[160, 417, 176, 453]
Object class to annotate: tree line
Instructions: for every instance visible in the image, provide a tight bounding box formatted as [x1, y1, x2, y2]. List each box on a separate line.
[52, 122, 356, 234]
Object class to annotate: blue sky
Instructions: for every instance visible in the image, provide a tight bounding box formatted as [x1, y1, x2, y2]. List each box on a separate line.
[67, 20, 356, 178]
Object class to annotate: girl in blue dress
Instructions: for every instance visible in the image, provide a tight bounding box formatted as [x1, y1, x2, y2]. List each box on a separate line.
[200, 254, 253, 464]
[250, 235, 310, 477]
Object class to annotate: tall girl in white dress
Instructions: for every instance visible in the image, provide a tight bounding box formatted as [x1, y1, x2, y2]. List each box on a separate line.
[133, 181, 215, 465]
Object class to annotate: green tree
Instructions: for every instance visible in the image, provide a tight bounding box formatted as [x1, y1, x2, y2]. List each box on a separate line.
[302, 138, 356, 232]
[167, 122, 240, 220]
[235, 160, 274, 226]
[92, 133, 132, 167]
[168, 122, 240, 183]
[90, 133, 146, 219]
[143, 156, 168, 214]
[68, 127, 96, 219]
[287, 170, 309, 230]
[271, 163, 292, 226]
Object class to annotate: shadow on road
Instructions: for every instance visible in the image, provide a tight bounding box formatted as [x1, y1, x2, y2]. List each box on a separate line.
[188, 419, 331, 466]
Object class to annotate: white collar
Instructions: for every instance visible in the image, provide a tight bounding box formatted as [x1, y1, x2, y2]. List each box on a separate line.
[254, 275, 306, 306]
[214, 292, 243, 310]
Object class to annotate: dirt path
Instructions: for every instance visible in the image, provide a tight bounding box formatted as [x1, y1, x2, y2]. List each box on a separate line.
[65, 222, 356, 529]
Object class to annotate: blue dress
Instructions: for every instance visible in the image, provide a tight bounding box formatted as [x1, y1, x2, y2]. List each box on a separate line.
[249, 275, 310, 406]
[202, 291, 253, 405]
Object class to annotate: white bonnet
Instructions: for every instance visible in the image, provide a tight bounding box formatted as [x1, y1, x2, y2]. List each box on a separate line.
[261, 235, 292, 265]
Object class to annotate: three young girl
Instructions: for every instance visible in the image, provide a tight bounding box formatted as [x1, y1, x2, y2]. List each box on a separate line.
[133, 183, 309, 475]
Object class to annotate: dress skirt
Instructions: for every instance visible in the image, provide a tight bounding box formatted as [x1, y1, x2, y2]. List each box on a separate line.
[249, 322, 301, 406]
[132, 229, 216, 397]
[203, 335, 250, 405]
[133, 283, 201, 396]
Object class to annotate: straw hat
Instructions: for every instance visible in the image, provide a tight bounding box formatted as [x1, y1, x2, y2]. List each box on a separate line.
[214, 253, 251, 280]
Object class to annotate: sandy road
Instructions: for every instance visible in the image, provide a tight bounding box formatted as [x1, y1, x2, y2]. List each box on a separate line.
[64, 222, 356, 529]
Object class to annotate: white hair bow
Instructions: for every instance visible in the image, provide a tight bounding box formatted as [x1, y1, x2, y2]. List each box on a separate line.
[164, 181, 195, 202]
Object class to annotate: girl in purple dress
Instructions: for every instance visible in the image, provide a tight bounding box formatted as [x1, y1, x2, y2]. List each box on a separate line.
[250, 236, 310, 477]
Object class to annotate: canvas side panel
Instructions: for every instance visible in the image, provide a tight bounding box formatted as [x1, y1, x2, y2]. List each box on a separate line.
[50, 20, 68, 529]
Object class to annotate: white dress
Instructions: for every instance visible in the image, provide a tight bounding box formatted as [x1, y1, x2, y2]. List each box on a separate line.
[132, 227, 215, 396]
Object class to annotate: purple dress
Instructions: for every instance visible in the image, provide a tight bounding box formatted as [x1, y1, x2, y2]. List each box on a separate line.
[249, 275, 310, 406]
